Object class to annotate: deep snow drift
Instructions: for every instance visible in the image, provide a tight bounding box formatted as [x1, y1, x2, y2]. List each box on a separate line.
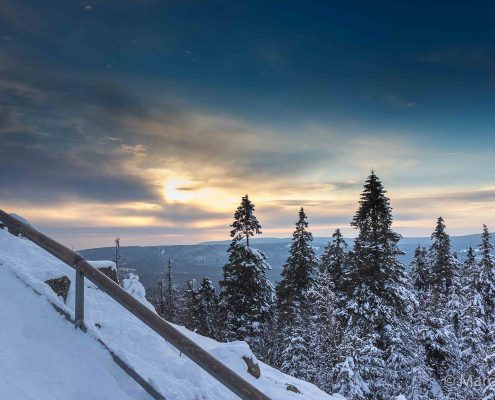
[0, 227, 343, 400]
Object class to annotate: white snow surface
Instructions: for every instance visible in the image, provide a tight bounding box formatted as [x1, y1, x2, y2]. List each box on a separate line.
[121, 272, 155, 311]
[0, 266, 149, 400]
[9, 213, 32, 227]
[0, 228, 342, 400]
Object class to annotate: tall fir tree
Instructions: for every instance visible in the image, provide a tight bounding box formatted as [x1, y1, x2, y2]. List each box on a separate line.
[219, 195, 274, 353]
[429, 217, 458, 300]
[276, 208, 318, 314]
[479, 225, 495, 400]
[308, 228, 347, 389]
[320, 228, 348, 291]
[308, 267, 337, 391]
[332, 171, 422, 399]
[114, 237, 131, 281]
[178, 279, 200, 330]
[275, 208, 318, 379]
[422, 217, 463, 399]
[409, 246, 443, 400]
[193, 277, 219, 339]
[411, 245, 430, 297]
[484, 336, 495, 400]
[163, 258, 178, 322]
[152, 257, 179, 323]
[479, 225, 495, 330]
[459, 247, 487, 399]
[229, 194, 262, 247]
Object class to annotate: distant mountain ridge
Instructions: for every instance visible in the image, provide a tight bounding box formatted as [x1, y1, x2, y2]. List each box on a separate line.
[78, 234, 484, 290]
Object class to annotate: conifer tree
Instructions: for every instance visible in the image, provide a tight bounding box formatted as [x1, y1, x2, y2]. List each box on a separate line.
[275, 208, 318, 379]
[422, 217, 463, 398]
[409, 246, 441, 399]
[484, 337, 495, 400]
[308, 267, 337, 390]
[332, 171, 420, 399]
[219, 195, 274, 353]
[152, 257, 179, 323]
[276, 208, 318, 316]
[114, 237, 131, 281]
[179, 279, 199, 330]
[230, 194, 262, 247]
[162, 258, 178, 322]
[308, 228, 347, 389]
[320, 228, 348, 291]
[429, 217, 458, 300]
[193, 277, 219, 339]
[411, 245, 430, 297]
[459, 247, 487, 398]
[333, 354, 369, 399]
[479, 225, 495, 330]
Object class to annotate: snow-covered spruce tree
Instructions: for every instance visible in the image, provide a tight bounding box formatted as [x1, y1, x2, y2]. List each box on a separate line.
[163, 258, 178, 323]
[192, 277, 219, 339]
[275, 207, 318, 380]
[484, 336, 495, 400]
[320, 228, 348, 290]
[229, 194, 261, 247]
[308, 228, 347, 390]
[479, 225, 495, 330]
[429, 217, 458, 302]
[114, 237, 132, 281]
[409, 246, 443, 399]
[459, 247, 487, 399]
[423, 217, 463, 398]
[219, 195, 274, 354]
[332, 171, 422, 399]
[152, 257, 179, 323]
[480, 225, 495, 400]
[309, 267, 337, 391]
[411, 246, 430, 298]
[178, 279, 200, 330]
[276, 208, 318, 313]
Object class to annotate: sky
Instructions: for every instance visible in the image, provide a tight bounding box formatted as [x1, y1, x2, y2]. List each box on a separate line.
[1, 0, 495, 249]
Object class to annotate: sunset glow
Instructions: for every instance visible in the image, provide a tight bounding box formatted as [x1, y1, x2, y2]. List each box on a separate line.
[1, 1, 494, 249]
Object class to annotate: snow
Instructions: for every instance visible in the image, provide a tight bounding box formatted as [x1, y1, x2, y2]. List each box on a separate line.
[122, 273, 155, 311]
[0, 227, 341, 400]
[0, 266, 148, 400]
[9, 213, 32, 227]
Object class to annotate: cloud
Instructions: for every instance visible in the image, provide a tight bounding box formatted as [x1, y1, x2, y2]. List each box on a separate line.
[398, 188, 495, 205]
[118, 144, 147, 157]
[327, 180, 361, 190]
[1, 37, 494, 246]
[0, 140, 159, 204]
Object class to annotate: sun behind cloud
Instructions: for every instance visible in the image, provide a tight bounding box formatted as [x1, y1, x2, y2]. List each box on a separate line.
[164, 179, 195, 203]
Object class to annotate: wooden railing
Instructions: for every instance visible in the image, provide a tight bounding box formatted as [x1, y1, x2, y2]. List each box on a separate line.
[0, 210, 271, 400]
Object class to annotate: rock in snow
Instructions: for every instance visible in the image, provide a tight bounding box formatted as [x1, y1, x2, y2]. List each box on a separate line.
[88, 260, 119, 283]
[0, 228, 343, 400]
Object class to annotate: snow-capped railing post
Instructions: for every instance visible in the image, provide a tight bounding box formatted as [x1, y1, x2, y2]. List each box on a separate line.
[75, 265, 85, 330]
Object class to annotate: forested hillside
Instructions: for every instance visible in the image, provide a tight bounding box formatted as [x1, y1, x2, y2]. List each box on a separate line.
[79, 235, 482, 289]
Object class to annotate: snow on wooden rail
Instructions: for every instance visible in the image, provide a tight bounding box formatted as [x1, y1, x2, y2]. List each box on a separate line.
[0, 209, 271, 400]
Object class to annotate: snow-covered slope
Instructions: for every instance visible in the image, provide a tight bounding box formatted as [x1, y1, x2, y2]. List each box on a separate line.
[0, 266, 149, 400]
[0, 227, 342, 400]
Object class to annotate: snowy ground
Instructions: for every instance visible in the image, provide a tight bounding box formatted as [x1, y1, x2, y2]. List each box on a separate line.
[0, 267, 149, 400]
[0, 227, 343, 400]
